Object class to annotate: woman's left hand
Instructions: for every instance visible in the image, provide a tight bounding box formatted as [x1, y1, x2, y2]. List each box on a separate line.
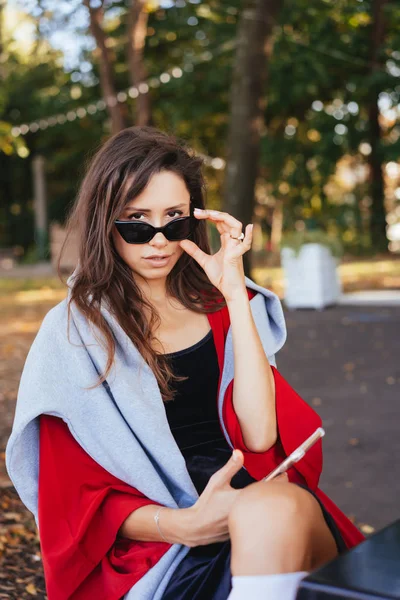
[179, 208, 253, 302]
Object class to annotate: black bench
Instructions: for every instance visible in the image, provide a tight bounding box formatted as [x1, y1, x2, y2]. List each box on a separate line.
[297, 519, 400, 599]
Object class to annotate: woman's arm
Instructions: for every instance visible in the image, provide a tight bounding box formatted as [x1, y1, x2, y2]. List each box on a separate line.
[179, 209, 277, 453]
[119, 504, 193, 545]
[226, 290, 277, 453]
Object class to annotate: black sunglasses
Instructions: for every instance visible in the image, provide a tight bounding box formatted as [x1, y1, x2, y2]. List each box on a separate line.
[114, 210, 199, 245]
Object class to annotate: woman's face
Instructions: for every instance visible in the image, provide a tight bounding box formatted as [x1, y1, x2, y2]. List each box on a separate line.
[112, 170, 191, 284]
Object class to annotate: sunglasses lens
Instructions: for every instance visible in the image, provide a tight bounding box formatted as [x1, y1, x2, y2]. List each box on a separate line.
[115, 216, 197, 244]
[164, 217, 193, 241]
[115, 222, 153, 244]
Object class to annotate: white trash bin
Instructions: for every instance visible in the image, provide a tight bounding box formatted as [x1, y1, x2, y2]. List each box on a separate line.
[281, 243, 342, 310]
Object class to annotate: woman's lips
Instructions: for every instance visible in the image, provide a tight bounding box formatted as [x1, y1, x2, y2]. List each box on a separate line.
[144, 256, 171, 267]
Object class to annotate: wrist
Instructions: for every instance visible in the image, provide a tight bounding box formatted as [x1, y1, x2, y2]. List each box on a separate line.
[224, 287, 249, 306]
[160, 506, 198, 547]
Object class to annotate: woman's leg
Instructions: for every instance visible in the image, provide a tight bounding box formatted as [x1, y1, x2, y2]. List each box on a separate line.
[228, 480, 338, 576]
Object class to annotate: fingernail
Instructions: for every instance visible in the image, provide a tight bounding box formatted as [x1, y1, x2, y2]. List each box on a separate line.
[194, 208, 204, 213]
[232, 450, 239, 462]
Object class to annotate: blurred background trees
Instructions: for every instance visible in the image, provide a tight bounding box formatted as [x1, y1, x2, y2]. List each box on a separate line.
[1, 0, 400, 268]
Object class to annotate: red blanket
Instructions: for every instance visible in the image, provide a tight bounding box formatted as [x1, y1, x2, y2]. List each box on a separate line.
[38, 290, 364, 599]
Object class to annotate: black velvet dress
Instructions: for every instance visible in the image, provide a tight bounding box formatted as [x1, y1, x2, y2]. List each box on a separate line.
[160, 329, 346, 600]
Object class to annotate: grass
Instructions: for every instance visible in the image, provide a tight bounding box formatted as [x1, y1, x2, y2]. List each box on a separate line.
[0, 277, 67, 319]
[0, 277, 66, 295]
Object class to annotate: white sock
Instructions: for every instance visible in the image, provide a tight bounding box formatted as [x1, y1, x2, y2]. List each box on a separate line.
[227, 571, 308, 600]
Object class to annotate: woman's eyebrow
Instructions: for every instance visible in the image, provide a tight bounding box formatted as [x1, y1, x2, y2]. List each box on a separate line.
[124, 203, 188, 213]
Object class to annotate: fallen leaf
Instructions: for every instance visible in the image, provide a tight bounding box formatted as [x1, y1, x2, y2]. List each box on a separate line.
[312, 397, 322, 406]
[349, 438, 360, 446]
[360, 524, 375, 535]
[25, 583, 37, 595]
[343, 362, 355, 372]
[386, 376, 395, 385]
[31, 553, 41, 562]
[3, 512, 21, 521]
[347, 514, 356, 523]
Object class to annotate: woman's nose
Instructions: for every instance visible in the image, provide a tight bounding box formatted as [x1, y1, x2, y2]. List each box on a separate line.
[149, 232, 169, 247]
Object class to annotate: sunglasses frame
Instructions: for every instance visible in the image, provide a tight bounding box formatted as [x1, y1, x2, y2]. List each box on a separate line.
[114, 202, 199, 244]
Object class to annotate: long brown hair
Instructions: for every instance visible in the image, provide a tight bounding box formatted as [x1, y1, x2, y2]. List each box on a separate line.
[60, 126, 225, 402]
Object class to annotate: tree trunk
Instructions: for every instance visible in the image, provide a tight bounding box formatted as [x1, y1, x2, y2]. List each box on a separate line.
[0, 0, 5, 80]
[83, 0, 125, 134]
[223, 0, 282, 276]
[367, 0, 389, 253]
[32, 155, 48, 261]
[127, 0, 152, 126]
[270, 198, 283, 254]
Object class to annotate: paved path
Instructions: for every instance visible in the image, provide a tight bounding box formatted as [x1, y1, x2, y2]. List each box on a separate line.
[338, 290, 400, 306]
[278, 304, 400, 531]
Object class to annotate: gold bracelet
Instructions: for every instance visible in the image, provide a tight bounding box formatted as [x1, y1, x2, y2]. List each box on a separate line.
[154, 506, 169, 543]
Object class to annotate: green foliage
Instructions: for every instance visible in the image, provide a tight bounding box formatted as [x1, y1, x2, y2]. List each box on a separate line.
[261, 0, 399, 251]
[1, 0, 400, 259]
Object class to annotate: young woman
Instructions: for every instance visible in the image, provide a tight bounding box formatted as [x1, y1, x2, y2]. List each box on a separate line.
[6, 126, 364, 600]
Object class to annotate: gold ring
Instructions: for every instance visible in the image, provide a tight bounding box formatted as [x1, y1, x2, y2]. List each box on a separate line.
[230, 232, 245, 241]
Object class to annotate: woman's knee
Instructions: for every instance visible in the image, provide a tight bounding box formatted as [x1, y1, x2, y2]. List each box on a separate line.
[228, 480, 316, 538]
[228, 481, 318, 574]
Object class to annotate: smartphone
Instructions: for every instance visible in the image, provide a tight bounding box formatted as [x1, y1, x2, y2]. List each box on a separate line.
[262, 427, 325, 482]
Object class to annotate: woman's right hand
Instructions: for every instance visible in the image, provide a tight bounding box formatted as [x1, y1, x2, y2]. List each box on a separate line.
[184, 449, 245, 547]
